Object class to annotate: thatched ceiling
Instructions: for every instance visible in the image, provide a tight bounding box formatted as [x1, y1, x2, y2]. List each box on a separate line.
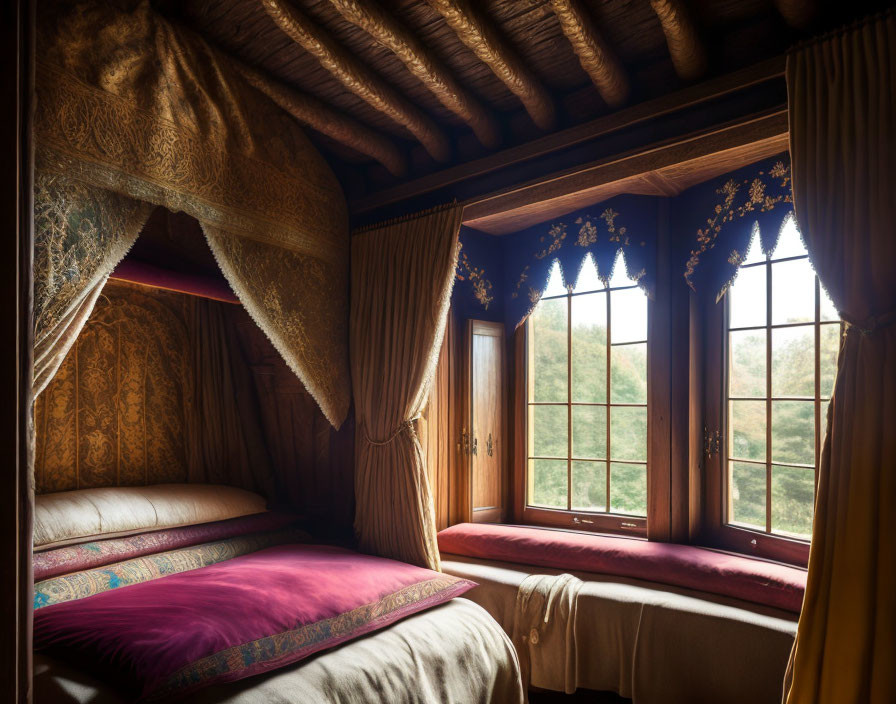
[158, 0, 889, 209]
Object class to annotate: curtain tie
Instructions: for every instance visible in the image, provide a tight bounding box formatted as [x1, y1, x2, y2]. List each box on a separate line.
[842, 309, 896, 335]
[363, 417, 420, 446]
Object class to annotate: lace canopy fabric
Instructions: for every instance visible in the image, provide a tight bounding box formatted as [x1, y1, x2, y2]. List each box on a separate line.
[33, 0, 351, 427]
[676, 153, 794, 299]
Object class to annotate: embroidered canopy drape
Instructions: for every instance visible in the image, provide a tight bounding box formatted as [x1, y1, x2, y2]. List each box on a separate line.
[33, 0, 351, 427]
[351, 205, 462, 569]
[784, 12, 896, 703]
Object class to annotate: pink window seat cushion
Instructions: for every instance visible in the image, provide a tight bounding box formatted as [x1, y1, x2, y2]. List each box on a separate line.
[438, 523, 806, 613]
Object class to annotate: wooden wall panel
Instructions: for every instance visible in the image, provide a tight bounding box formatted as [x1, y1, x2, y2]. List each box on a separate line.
[421, 309, 460, 531]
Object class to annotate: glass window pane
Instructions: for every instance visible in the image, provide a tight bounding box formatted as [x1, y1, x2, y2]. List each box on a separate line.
[729, 400, 766, 461]
[572, 460, 606, 512]
[771, 216, 808, 260]
[772, 258, 815, 325]
[610, 406, 646, 462]
[820, 323, 840, 398]
[608, 250, 634, 288]
[771, 465, 815, 538]
[530, 405, 567, 457]
[572, 405, 606, 459]
[771, 400, 814, 465]
[609, 462, 646, 516]
[729, 265, 766, 328]
[542, 259, 567, 297]
[611, 342, 647, 403]
[729, 461, 766, 529]
[772, 325, 814, 397]
[820, 282, 838, 321]
[571, 292, 606, 402]
[741, 232, 764, 265]
[573, 253, 602, 294]
[529, 459, 567, 509]
[729, 329, 766, 398]
[610, 288, 647, 344]
[530, 298, 568, 402]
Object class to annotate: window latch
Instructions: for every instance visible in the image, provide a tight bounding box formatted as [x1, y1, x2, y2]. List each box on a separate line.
[704, 427, 720, 458]
[573, 516, 594, 525]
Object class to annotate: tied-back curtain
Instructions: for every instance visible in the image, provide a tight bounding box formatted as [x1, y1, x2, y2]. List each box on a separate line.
[351, 205, 463, 569]
[33, 0, 351, 427]
[784, 12, 896, 703]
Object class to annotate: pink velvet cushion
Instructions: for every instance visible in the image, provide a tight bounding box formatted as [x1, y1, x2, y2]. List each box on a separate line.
[438, 523, 806, 613]
[35, 543, 474, 701]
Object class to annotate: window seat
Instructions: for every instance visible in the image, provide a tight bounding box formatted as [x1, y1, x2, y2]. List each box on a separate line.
[438, 522, 806, 613]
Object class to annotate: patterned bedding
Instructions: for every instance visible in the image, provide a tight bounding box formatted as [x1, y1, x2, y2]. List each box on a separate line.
[33, 517, 476, 702]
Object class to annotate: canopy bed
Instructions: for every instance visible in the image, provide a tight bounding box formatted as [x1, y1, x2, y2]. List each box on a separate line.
[26, 0, 521, 701]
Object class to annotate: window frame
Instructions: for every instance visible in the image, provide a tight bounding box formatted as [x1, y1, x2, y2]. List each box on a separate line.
[518, 267, 650, 538]
[703, 246, 838, 566]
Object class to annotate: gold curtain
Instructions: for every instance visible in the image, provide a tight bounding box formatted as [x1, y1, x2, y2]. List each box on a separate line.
[351, 205, 462, 569]
[784, 12, 896, 703]
[33, 0, 350, 427]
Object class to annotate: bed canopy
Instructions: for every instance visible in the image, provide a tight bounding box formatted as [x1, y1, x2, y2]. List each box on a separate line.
[33, 0, 351, 428]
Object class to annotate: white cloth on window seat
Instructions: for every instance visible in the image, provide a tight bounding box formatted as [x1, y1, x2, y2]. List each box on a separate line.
[512, 573, 583, 697]
[443, 554, 797, 704]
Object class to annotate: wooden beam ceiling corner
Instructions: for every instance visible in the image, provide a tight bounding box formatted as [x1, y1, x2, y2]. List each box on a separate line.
[261, 0, 451, 162]
[461, 109, 789, 232]
[649, 0, 707, 81]
[325, 0, 500, 149]
[773, 0, 817, 29]
[426, 0, 556, 131]
[234, 61, 407, 176]
[549, 0, 629, 107]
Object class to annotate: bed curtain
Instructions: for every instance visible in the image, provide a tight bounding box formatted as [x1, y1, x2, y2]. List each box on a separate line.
[350, 205, 462, 569]
[784, 11, 896, 703]
[32, 0, 351, 428]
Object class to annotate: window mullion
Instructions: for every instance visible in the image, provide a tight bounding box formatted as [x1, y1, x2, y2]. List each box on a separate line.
[567, 292, 572, 511]
[606, 289, 612, 513]
[766, 257, 773, 534]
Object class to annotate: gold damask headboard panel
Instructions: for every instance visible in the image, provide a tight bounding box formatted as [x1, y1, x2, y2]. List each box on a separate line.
[35, 280, 195, 493]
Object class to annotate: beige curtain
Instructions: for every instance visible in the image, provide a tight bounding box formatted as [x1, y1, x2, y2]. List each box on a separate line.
[351, 205, 462, 569]
[34, 0, 351, 427]
[191, 298, 277, 500]
[784, 12, 896, 703]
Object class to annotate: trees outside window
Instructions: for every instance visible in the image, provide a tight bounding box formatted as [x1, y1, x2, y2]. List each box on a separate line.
[526, 254, 649, 522]
[724, 217, 840, 541]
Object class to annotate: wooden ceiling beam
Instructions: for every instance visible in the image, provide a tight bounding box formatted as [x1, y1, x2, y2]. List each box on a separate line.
[234, 61, 407, 177]
[426, 0, 556, 131]
[649, 0, 707, 81]
[549, 0, 629, 107]
[325, 0, 500, 149]
[352, 57, 785, 214]
[773, 0, 817, 29]
[461, 109, 789, 230]
[261, 0, 450, 162]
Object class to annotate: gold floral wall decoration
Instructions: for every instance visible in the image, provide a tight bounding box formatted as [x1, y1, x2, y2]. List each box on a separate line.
[534, 223, 568, 259]
[455, 246, 494, 310]
[683, 158, 792, 292]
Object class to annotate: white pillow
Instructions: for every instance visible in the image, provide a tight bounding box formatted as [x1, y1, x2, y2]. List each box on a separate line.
[34, 484, 267, 551]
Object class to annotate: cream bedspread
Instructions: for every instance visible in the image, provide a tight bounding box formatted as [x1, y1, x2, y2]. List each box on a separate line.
[34, 598, 523, 703]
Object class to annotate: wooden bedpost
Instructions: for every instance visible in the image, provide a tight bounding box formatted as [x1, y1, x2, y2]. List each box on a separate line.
[0, 0, 34, 701]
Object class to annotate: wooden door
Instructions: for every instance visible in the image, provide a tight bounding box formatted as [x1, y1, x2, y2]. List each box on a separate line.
[465, 320, 505, 523]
